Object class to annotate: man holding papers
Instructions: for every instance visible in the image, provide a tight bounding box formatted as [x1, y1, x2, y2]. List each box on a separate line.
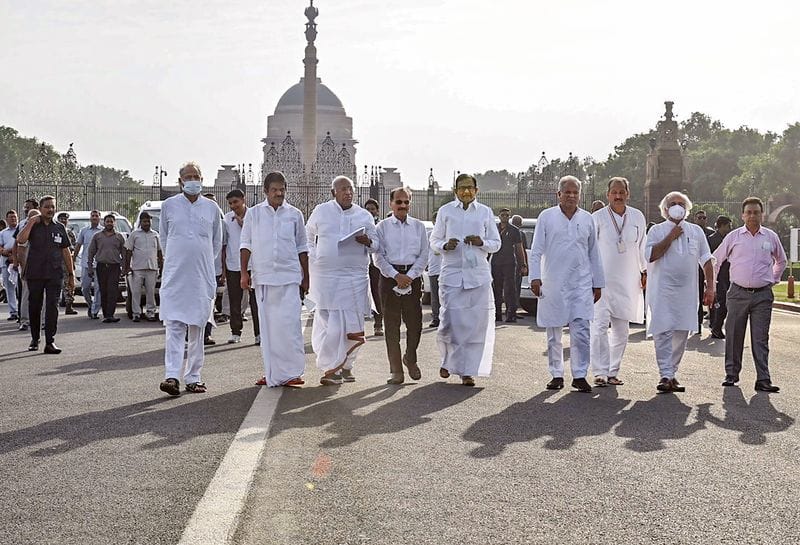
[306, 176, 379, 385]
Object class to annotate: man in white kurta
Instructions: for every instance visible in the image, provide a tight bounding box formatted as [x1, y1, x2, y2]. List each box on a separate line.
[530, 176, 604, 392]
[240, 171, 309, 387]
[306, 176, 378, 385]
[158, 162, 223, 396]
[429, 174, 501, 386]
[590, 177, 647, 386]
[646, 191, 714, 393]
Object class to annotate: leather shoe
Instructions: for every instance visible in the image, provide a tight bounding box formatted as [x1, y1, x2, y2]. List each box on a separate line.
[44, 343, 62, 354]
[571, 378, 592, 392]
[722, 375, 739, 387]
[386, 373, 404, 385]
[404, 355, 422, 380]
[546, 377, 564, 390]
[28, 340, 39, 351]
[461, 376, 475, 387]
[755, 380, 780, 393]
[710, 331, 725, 339]
[428, 321, 439, 328]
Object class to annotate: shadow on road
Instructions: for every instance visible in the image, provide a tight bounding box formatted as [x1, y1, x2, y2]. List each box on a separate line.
[614, 394, 705, 452]
[697, 388, 794, 445]
[270, 382, 481, 448]
[36, 348, 165, 377]
[0, 388, 258, 457]
[463, 387, 631, 457]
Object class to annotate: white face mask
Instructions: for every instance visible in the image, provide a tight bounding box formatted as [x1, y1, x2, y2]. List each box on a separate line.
[182, 180, 202, 196]
[668, 204, 686, 221]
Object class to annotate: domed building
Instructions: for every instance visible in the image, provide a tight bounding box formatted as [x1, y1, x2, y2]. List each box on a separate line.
[261, 1, 357, 183]
[262, 77, 357, 164]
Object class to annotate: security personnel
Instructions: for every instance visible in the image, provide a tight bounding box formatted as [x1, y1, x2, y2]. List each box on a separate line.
[57, 212, 78, 315]
[15, 195, 74, 354]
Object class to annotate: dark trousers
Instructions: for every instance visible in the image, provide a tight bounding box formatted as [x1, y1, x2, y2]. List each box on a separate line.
[711, 278, 730, 335]
[379, 275, 422, 374]
[369, 263, 383, 328]
[96, 263, 121, 318]
[28, 277, 61, 344]
[725, 284, 773, 381]
[429, 274, 441, 324]
[225, 270, 260, 337]
[492, 261, 517, 319]
[698, 267, 705, 330]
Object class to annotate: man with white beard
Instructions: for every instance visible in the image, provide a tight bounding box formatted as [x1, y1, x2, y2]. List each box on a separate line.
[590, 177, 647, 386]
[646, 191, 715, 393]
[158, 162, 223, 396]
[530, 176, 604, 393]
[306, 176, 378, 385]
[429, 173, 501, 386]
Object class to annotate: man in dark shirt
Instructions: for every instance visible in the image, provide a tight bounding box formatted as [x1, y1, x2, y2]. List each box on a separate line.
[492, 208, 527, 323]
[511, 214, 530, 318]
[88, 214, 126, 323]
[693, 209, 715, 332]
[707, 216, 732, 339]
[15, 195, 74, 354]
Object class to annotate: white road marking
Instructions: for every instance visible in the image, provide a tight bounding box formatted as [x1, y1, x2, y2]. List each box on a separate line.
[177, 312, 315, 544]
[177, 386, 283, 545]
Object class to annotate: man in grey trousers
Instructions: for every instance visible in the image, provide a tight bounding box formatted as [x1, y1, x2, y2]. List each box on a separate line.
[712, 197, 786, 392]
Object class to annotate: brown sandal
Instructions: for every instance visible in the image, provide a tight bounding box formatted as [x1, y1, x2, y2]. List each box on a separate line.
[185, 382, 207, 393]
[607, 377, 624, 386]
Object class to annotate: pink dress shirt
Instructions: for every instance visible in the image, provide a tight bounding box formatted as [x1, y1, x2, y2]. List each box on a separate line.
[712, 225, 786, 288]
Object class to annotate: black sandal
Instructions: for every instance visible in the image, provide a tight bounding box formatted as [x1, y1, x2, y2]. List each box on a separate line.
[159, 378, 180, 396]
[185, 382, 207, 393]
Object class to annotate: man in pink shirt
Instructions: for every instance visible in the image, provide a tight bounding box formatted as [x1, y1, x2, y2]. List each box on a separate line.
[712, 197, 787, 392]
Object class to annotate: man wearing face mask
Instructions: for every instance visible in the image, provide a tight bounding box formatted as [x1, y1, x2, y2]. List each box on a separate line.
[645, 191, 715, 393]
[87, 214, 126, 323]
[306, 176, 378, 385]
[158, 162, 223, 396]
[429, 173, 501, 386]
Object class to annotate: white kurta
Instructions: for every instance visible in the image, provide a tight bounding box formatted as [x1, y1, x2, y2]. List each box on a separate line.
[645, 220, 714, 336]
[429, 199, 501, 377]
[306, 200, 378, 372]
[159, 193, 223, 327]
[530, 206, 605, 328]
[591, 205, 647, 323]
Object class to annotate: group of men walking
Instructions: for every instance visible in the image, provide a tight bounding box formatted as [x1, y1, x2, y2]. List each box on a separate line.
[5, 163, 787, 399]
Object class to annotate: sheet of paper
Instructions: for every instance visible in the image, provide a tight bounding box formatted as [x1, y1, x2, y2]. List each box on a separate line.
[338, 226, 366, 244]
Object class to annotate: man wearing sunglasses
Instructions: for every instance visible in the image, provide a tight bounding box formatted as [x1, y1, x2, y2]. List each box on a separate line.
[429, 173, 501, 386]
[374, 187, 428, 385]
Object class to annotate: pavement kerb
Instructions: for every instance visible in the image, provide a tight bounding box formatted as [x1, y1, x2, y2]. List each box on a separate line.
[177, 386, 284, 545]
[774, 301, 800, 313]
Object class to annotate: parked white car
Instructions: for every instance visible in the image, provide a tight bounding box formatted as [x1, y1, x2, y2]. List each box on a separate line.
[420, 220, 434, 304]
[515, 218, 538, 315]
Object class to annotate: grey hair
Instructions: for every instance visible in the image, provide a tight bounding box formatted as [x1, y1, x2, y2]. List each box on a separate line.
[331, 175, 355, 190]
[510, 214, 523, 226]
[658, 191, 693, 220]
[558, 175, 582, 192]
[179, 161, 202, 178]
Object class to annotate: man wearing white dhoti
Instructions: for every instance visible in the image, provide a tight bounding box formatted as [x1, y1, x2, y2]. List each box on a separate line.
[646, 191, 715, 393]
[306, 176, 378, 386]
[590, 177, 647, 387]
[240, 171, 309, 387]
[158, 162, 223, 396]
[429, 173, 501, 386]
[530, 176, 604, 393]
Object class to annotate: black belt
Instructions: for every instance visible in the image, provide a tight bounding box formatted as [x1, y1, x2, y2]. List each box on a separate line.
[733, 283, 769, 293]
[391, 264, 413, 273]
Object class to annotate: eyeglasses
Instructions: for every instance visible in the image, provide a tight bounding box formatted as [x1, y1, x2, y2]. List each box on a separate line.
[456, 186, 476, 192]
[393, 200, 410, 205]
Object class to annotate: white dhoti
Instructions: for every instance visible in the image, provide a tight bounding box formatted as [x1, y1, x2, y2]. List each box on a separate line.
[546, 318, 590, 379]
[653, 330, 689, 379]
[164, 320, 204, 384]
[437, 283, 494, 377]
[255, 284, 306, 386]
[590, 309, 630, 379]
[312, 308, 365, 372]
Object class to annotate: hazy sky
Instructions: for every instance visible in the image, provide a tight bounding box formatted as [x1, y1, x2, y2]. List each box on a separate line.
[2, 0, 799, 188]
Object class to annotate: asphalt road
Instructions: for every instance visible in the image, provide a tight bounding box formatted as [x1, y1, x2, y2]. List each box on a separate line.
[1, 302, 798, 545]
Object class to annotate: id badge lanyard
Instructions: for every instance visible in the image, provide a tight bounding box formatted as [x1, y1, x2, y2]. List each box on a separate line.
[608, 208, 627, 253]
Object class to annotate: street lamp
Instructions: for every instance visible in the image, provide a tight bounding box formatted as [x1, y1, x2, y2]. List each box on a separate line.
[153, 166, 168, 188]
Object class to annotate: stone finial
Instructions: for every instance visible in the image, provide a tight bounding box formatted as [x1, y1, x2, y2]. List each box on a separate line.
[305, 1, 318, 43]
[664, 101, 674, 120]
